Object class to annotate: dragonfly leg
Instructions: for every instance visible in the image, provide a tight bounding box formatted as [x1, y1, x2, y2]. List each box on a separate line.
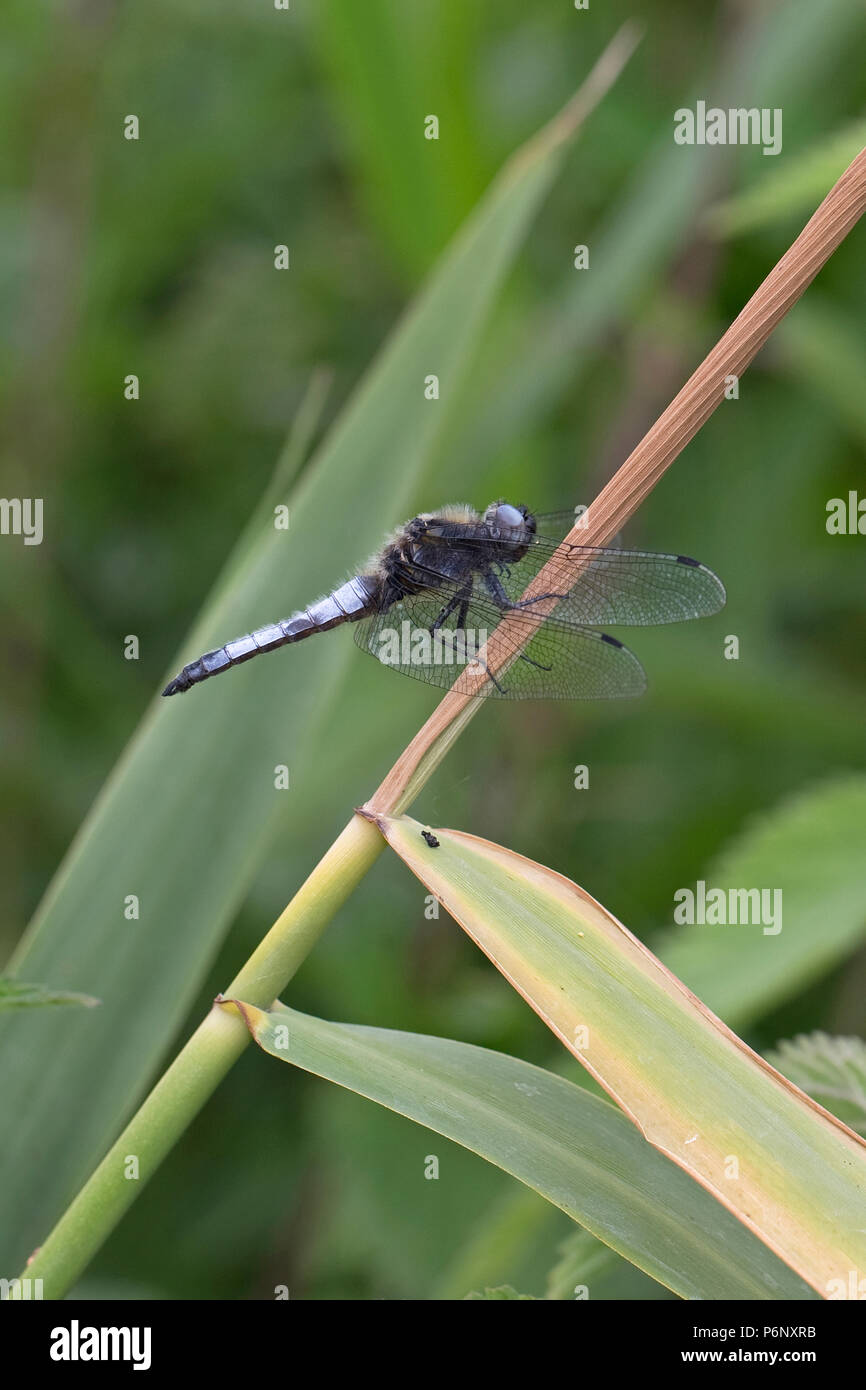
[480, 569, 554, 674]
[482, 569, 567, 613]
[426, 587, 507, 692]
[482, 569, 511, 608]
[518, 651, 552, 672]
[465, 653, 507, 694]
[430, 585, 471, 633]
[511, 590, 568, 610]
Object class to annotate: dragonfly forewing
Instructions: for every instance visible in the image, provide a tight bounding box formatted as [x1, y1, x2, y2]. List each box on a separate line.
[487, 541, 726, 627]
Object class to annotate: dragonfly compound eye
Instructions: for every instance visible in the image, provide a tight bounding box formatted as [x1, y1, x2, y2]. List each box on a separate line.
[494, 503, 525, 532]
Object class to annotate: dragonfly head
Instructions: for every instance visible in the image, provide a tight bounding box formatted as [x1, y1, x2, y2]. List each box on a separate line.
[482, 500, 536, 558]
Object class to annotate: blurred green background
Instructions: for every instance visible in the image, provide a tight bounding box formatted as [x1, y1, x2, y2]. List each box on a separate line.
[2, 0, 866, 1299]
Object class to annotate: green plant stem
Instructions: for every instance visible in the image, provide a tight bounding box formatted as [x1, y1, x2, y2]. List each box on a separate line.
[13, 815, 383, 1298]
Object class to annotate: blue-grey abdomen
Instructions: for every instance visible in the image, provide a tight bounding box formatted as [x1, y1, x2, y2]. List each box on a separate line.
[162, 575, 377, 695]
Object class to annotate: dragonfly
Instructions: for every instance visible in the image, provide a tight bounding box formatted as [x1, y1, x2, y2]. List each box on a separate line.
[161, 500, 725, 701]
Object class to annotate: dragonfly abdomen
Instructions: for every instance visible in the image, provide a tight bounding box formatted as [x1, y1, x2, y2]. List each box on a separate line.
[161, 575, 378, 696]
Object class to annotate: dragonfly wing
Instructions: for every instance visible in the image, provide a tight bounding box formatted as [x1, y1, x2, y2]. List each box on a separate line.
[499, 542, 727, 627]
[478, 611, 648, 699]
[354, 588, 647, 700]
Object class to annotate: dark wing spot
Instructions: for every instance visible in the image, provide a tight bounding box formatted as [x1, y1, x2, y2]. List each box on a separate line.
[600, 633, 623, 648]
[676, 554, 700, 567]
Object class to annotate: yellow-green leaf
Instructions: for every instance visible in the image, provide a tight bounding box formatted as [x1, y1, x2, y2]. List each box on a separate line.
[373, 814, 866, 1298]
